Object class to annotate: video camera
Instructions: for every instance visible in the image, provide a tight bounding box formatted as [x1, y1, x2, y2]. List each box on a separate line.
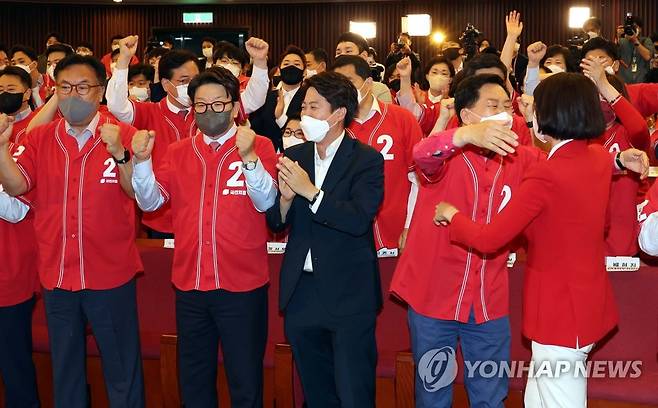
[459, 23, 481, 60]
[567, 32, 590, 47]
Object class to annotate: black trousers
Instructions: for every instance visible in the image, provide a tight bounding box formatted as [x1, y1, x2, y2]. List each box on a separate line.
[0, 296, 40, 408]
[42, 279, 144, 408]
[176, 284, 268, 408]
[284, 273, 377, 408]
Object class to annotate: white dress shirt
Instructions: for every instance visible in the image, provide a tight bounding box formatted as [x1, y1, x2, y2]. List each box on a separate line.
[106, 67, 137, 124]
[524, 66, 541, 97]
[274, 86, 300, 128]
[303, 132, 345, 272]
[240, 66, 269, 114]
[65, 112, 101, 150]
[132, 124, 277, 213]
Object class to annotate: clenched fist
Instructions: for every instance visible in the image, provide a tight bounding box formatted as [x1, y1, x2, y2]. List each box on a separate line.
[100, 123, 124, 158]
[527, 42, 547, 68]
[245, 37, 269, 68]
[235, 126, 257, 161]
[0, 114, 15, 148]
[396, 57, 413, 78]
[132, 130, 156, 162]
[118, 35, 139, 69]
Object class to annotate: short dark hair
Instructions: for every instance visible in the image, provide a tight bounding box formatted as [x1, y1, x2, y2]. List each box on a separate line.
[147, 47, 169, 61]
[162, 37, 175, 46]
[534, 72, 604, 140]
[330, 55, 371, 80]
[201, 37, 217, 47]
[111, 34, 124, 42]
[284, 112, 301, 127]
[336, 32, 369, 54]
[128, 63, 155, 82]
[76, 42, 94, 53]
[399, 32, 411, 39]
[54, 53, 107, 85]
[9, 45, 38, 62]
[45, 43, 74, 59]
[187, 66, 240, 102]
[462, 53, 507, 78]
[540, 45, 578, 72]
[279, 45, 307, 69]
[212, 41, 247, 67]
[0, 65, 33, 89]
[308, 48, 329, 64]
[158, 49, 198, 80]
[454, 74, 508, 125]
[302, 71, 358, 127]
[46, 32, 63, 42]
[581, 37, 620, 61]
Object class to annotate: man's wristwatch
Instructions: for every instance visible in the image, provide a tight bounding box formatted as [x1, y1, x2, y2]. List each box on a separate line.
[243, 158, 258, 171]
[309, 189, 321, 205]
[113, 149, 131, 164]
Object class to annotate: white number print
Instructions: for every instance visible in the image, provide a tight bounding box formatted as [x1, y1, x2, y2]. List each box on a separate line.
[226, 161, 244, 188]
[609, 143, 621, 154]
[498, 185, 512, 213]
[102, 158, 117, 179]
[377, 134, 395, 161]
[12, 145, 25, 162]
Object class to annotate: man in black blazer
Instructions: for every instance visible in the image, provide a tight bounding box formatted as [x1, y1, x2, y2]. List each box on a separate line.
[249, 45, 306, 152]
[266, 72, 384, 407]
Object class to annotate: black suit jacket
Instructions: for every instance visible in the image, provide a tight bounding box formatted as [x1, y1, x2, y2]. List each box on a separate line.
[249, 87, 305, 152]
[267, 136, 385, 317]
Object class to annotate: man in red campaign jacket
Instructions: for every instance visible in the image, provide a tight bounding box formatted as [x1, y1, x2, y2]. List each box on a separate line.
[0, 54, 145, 407]
[391, 74, 536, 407]
[107, 35, 270, 236]
[0, 142, 40, 407]
[131, 68, 277, 407]
[580, 54, 650, 256]
[332, 55, 422, 252]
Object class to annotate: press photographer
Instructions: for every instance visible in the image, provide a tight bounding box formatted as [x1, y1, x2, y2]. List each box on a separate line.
[616, 13, 656, 83]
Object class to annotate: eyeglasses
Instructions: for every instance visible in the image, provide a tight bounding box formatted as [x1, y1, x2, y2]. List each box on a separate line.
[56, 83, 102, 96]
[193, 101, 233, 114]
[283, 128, 304, 139]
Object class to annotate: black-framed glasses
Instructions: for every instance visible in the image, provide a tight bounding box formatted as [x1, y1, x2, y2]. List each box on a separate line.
[283, 128, 304, 139]
[193, 101, 234, 114]
[56, 83, 103, 96]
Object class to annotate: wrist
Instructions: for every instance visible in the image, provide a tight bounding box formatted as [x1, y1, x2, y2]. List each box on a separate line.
[452, 127, 468, 148]
[303, 186, 320, 202]
[447, 208, 460, 223]
[117, 56, 131, 69]
[253, 58, 267, 69]
[240, 150, 257, 162]
[133, 154, 150, 164]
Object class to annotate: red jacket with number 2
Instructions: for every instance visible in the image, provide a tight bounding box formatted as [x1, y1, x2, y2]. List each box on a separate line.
[449, 140, 619, 348]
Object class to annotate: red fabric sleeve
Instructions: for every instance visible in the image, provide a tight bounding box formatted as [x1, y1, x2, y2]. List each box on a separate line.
[612, 96, 649, 151]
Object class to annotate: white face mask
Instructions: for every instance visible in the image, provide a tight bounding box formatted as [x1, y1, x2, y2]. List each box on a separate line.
[587, 31, 598, 39]
[218, 63, 241, 78]
[478, 110, 513, 129]
[604, 65, 616, 75]
[173, 83, 191, 107]
[532, 112, 548, 144]
[111, 44, 120, 52]
[47, 64, 56, 81]
[129, 86, 149, 102]
[545, 64, 565, 74]
[305, 69, 317, 78]
[15, 63, 32, 74]
[202, 48, 214, 59]
[283, 135, 305, 149]
[300, 111, 338, 143]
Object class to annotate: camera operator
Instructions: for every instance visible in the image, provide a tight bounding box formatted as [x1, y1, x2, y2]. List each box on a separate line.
[385, 32, 421, 76]
[367, 47, 386, 82]
[616, 14, 655, 83]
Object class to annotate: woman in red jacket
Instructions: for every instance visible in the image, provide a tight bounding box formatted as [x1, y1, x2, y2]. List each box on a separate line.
[434, 73, 648, 407]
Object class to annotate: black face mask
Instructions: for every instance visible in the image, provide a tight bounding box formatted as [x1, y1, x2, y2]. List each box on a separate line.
[280, 66, 304, 85]
[444, 47, 461, 61]
[0, 92, 25, 115]
[388, 79, 401, 92]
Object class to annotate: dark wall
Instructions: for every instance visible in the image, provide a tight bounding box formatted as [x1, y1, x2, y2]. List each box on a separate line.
[0, 0, 656, 67]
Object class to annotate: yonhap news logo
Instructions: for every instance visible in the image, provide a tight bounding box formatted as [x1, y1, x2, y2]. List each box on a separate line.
[417, 346, 458, 392]
[417, 347, 643, 393]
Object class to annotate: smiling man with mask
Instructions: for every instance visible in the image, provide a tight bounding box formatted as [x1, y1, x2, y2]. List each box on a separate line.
[107, 35, 199, 236]
[0, 53, 146, 408]
[9, 45, 47, 108]
[131, 66, 277, 408]
[331, 55, 422, 253]
[266, 71, 384, 407]
[390, 74, 537, 407]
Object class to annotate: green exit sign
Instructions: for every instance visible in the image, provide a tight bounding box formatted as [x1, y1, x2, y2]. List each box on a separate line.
[183, 12, 213, 24]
